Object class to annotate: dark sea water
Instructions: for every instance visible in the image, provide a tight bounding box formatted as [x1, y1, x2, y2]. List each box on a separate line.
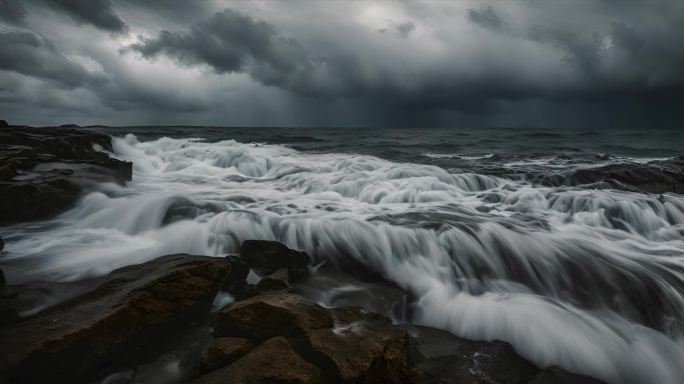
[2, 127, 684, 383]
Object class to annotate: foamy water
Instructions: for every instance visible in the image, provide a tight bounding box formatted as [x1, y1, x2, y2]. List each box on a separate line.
[2, 134, 684, 383]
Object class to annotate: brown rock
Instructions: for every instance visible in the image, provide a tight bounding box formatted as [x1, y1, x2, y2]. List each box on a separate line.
[0, 255, 233, 384]
[214, 291, 333, 342]
[309, 308, 411, 383]
[214, 291, 411, 383]
[194, 336, 321, 384]
[199, 337, 255, 374]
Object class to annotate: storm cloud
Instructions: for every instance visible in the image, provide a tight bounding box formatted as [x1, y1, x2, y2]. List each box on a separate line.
[51, 0, 127, 33]
[0, 0, 682, 127]
[129, 9, 321, 95]
[0, 31, 97, 88]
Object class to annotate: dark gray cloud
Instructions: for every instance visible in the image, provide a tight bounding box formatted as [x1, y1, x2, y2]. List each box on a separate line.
[0, 0, 27, 24]
[467, 5, 506, 31]
[51, 0, 127, 32]
[0, 1, 683, 127]
[0, 31, 98, 88]
[128, 9, 321, 95]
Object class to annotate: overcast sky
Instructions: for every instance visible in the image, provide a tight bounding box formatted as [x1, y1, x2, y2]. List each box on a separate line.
[1, 0, 683, 128]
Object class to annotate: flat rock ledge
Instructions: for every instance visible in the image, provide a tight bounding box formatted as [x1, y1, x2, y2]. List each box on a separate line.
[0, 241, 605, 384]
[0, 123, 132, 225]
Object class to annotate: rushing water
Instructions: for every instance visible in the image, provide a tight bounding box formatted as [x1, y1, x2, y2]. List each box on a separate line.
[1, 127, 684, 383]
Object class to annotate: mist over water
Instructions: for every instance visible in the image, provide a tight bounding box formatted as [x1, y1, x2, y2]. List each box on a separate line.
[1, 128, 684, 383]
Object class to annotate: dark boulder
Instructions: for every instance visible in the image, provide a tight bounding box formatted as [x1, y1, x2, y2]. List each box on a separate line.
[406, 325, 539, 384]
[239, 240, 309, 279]
[194, 336, 321, 384]
[214, 290, 412, 383]
[199, 337, 255, 374]
[0, 254, 233, 384]
[0, 236, 4, 251]
[0, 120, 8, 128]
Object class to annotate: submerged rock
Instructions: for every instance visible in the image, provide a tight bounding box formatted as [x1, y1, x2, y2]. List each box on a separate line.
[529, 366, 606, 384]
[0, 124, 132, 225]
[569, 159, 684, 194]
[195, 337, 321, 384]
[240, 240, 309, 278]
[0, 254, 232, 384]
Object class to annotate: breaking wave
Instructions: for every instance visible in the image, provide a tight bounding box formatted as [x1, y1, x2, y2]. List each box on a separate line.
[2, 134, 684, 383]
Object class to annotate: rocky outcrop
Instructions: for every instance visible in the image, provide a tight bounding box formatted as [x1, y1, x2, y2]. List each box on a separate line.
[0, 241, 607, 384]
[240, 240, 309, 280]
[0, 255, 233, 384]
[569, 158, 684, 194]
[212, 290, 411, 383]
[0, 123, 132, 225]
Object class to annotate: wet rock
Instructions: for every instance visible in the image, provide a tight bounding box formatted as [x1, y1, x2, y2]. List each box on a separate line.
[570, 160, 684, 194]
[215, 290, 333, 342]
[529, 366, 606, 384]
[308, 307, 411, 383]
[0, 300, 20, 328]
[222, 256, 250, 291]
[0, 236, 4, 251]
[0, 125, 132, 225]
[199, 337, 255, 374]
[194, 336, 321, 384]
[214, 290, 411, 383]
[406, 325, 539, 384]
[256, 276, 290, 292]
[0, 254, 233, 384]
[240, 240, 309, 279]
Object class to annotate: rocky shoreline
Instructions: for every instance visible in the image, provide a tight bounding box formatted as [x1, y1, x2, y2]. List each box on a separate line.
[0, 241, 603, 384]
[0, 120, 132, 225]
[0, 122, 654, 383]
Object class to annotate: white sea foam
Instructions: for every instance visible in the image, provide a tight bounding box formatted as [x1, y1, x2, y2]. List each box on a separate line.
[2, 134, 684, 383]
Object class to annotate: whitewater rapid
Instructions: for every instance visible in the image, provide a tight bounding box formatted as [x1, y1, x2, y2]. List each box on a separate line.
[2, 134, 684, 383]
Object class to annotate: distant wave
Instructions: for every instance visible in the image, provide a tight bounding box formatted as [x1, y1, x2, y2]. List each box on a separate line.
[2, 134, 684, 383]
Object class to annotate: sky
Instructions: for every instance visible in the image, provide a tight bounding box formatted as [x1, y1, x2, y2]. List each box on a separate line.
[0, 0, 683, 128]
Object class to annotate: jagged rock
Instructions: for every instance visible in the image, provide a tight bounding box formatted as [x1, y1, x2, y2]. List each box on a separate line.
[308, 307, 411, 383]
[214, 290, 411, 383]
[0, 125, 132, 225]
[239, 240, 309, 278]
[199, 337, 255, 374]
[0, 255, 233, 384]
[215, 290, 333, 342]
[406, 325, 539, 384]
[194, 337, 321, 384]
[570, 161, 684, 194]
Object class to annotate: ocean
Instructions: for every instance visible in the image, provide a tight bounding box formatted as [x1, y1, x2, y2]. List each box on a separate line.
[1, 126, 684, 383]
